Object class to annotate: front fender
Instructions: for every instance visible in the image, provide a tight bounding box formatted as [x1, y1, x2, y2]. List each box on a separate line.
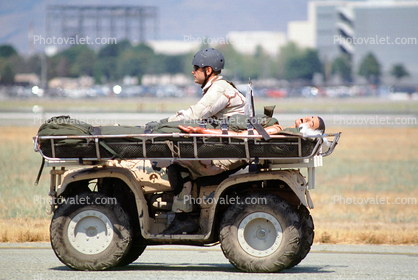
[203, 170, 311, 240]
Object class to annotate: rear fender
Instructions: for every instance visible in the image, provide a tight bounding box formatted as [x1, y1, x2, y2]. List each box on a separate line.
[57, 166, 151, 236]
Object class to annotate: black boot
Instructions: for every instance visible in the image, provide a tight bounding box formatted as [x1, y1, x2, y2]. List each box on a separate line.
[162, 212, 198, 234]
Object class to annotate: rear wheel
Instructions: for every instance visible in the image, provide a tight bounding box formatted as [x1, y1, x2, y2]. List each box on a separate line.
[219, 193, 301, 273]
[50, 193, 132, 270]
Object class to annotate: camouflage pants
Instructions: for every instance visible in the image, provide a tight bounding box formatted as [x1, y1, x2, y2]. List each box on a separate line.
[172, 159, 247, 213]
[174, 159, 247, 180]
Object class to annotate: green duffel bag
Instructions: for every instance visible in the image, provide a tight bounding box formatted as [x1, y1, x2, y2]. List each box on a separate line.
[37, 115, 93, 145]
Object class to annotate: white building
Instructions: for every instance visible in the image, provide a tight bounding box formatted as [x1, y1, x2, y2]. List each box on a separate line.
[147, 31, 287, 57]
[226, 31, 287, 57]
[288, 0, 418, 85]
[147, 40, 199, 55]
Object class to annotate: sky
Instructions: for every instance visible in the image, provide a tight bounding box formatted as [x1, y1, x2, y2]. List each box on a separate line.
[0, 0, 311, 56]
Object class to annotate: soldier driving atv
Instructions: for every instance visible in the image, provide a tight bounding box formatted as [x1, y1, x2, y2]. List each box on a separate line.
[162, 48, 247, 234]
[167, 48, 246, 122]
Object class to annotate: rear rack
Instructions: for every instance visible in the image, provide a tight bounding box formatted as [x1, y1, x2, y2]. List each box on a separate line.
[33, 132, 341, 167]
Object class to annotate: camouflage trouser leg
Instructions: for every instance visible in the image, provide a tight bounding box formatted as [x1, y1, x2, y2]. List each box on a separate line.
[174, 159, 247, 180]
[171, 181, 193, 213]
[170, 159, 247, 213]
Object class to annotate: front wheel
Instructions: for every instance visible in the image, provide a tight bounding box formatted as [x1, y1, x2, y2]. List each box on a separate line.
[116, 236, 146, 266]
[286, 205, 314, 268]
[219, 193, 301, 273]
[50, 193, 132, 270]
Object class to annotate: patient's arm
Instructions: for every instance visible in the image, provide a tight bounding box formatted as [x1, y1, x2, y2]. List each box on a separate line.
[263, 124, 284, 135]
[178, 124, 284, 135]
[178, 125, 238, 135]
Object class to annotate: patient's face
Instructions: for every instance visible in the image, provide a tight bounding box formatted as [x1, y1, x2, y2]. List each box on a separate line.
[295, 116, 320, 130]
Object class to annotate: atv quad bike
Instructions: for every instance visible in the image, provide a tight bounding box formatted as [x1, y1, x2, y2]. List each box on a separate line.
[33, 116, 340, 272]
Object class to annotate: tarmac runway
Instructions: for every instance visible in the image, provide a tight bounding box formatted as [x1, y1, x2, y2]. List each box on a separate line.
[0, 243, 417, 280]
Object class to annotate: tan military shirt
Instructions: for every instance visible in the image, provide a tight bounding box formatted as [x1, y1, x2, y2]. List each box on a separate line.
[168, 76, 246, 122]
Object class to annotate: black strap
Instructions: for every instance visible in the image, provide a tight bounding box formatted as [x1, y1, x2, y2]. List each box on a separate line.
[220, 118, 229, 135]
[220, 118, 229, 143]
[246, 121, 254, 135]
[201, 67, 209, 88]
[91, 127, 102, 135]
[249, 117, 271, 141]
[34, 157, 45, 186]
[100, 142, 123, 159]
[91, 126, 123, 159]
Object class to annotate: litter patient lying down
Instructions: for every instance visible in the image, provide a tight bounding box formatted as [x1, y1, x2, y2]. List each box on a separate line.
[178, 115, 326, 136]
[164, 115, 327, 217]
[172, 115, 326, 180]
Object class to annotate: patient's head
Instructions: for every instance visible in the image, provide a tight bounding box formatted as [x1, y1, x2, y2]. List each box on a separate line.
[295, 116, 325, 135]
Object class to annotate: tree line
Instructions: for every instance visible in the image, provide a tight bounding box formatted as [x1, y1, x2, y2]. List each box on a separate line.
[0, 41, 410, 86]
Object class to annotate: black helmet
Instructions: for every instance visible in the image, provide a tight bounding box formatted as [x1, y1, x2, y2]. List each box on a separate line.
[192, 48, 225, 71]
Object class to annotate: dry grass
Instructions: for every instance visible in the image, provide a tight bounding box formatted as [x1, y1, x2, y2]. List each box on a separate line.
[0, 125, 417, 244]
[0, 218, 49, 242]
[0, 126, 50, 220]
[314, 221, 418, 245]
[310, 126, 418, 244]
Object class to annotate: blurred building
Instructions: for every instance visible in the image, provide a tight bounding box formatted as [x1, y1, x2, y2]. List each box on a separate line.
[288, 0, 418, 85]
[147, 40, 199, 55]
[45, 5, 158, 54]
[14, 73, 40, 86]
[148, 31, 287, 57]
[48, 76, 94, 89]
[226, 31, 287, 57]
